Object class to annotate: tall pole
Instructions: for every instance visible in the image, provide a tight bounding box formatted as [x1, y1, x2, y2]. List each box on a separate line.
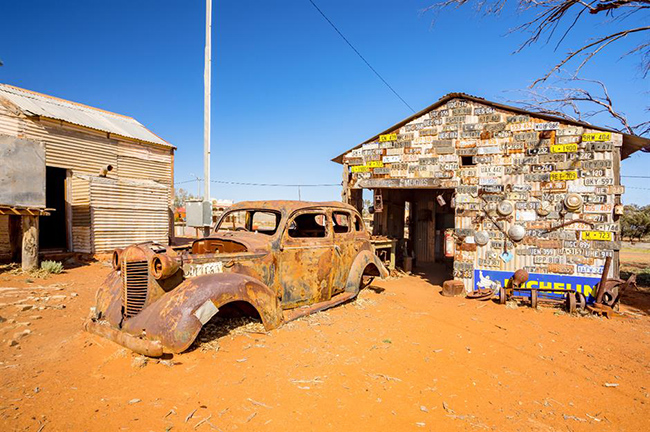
[203, 0, 212, 236]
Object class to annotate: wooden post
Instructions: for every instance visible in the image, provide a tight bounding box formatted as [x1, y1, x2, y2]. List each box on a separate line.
[8, 215, 22, 262]
[22, 215, 39, 271]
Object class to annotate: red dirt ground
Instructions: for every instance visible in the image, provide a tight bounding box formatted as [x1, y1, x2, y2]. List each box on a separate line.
[1, 260, 649, 432]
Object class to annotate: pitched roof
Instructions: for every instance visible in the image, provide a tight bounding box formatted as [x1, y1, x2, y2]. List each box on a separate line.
[332, 92, 649, 163]
[0, 83, 173, 148]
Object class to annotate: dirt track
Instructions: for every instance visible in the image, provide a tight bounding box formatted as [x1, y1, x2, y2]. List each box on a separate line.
[1, 261, 649, 431]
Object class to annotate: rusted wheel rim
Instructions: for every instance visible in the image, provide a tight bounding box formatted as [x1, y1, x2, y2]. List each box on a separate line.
[467, 289, 493, 300]
[576, 292, 586, 310]
[499, 286, 506, 305]
[566, 292, 577, 314]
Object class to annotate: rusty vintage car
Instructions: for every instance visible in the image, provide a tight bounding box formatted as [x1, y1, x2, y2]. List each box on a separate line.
[85, 200, 388, 356]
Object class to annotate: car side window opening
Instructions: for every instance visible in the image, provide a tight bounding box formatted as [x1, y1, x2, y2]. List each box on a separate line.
[217, 210, 280, 235]
[354, 215, 364, 232]
[333, 212, 350, 234]
[288, 212, 328, 238]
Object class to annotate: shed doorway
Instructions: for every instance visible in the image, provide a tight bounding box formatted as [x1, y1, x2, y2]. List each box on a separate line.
[39, 167, 68, 251]
[369, 188, 455, 282]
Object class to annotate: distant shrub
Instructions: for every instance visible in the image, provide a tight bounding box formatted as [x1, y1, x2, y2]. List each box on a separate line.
[41, 260, 64, 274]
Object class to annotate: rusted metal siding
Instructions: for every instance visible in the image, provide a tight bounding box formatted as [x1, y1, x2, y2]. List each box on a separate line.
[70, 176, 92, 253]
[0, 95, 174, 255]
[90, 178, 169, 252]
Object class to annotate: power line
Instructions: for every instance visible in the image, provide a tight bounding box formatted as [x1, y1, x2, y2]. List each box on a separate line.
[306, 0, 415, 114]
[622, 175, 650, 179]
[212, 180, 340, 187]
[174, 178, 340, 188]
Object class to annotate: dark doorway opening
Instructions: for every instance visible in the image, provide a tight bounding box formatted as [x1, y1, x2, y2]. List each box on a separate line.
[40, 167, 67, 251]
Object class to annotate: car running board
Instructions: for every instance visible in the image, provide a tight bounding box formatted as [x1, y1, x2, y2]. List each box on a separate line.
[282, 291, 356, 323]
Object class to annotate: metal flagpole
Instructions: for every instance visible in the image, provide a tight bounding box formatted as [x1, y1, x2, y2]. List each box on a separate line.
[203, 0, 212, 236]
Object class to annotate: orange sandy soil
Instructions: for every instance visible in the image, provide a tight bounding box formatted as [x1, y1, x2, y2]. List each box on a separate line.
[1, 261, 649, 432]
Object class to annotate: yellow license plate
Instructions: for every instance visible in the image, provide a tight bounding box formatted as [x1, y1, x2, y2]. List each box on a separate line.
[550, 144, 578, 153]
[582, 132, 611, 142]
[581, 231, 613, 241]
[351, 165, 369, 173]
[379, 133, 397, 142]
[367, 160, 384, 168]
[550, 171, 578, 181]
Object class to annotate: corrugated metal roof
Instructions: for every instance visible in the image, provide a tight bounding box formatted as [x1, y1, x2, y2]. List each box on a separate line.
[0, 84, 173, 148]
[332, 92, 650, 163]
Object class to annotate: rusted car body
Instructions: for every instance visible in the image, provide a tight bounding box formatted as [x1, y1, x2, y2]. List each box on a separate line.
[85, 201, 388, 356]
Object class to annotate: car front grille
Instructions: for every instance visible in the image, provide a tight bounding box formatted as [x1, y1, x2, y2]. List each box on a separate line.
[123, 260, 149, 318]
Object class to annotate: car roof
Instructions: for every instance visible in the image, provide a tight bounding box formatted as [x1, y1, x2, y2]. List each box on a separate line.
[227, 200, 358, 214]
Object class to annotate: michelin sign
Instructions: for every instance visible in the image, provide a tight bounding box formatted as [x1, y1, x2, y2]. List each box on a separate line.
[474, 269, 601, 302]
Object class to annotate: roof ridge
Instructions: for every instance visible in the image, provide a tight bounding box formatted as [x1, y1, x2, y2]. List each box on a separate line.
[0, 83, 136, 121]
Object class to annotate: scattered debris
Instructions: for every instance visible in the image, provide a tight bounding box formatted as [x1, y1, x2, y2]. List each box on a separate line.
[246, 412, 257, 423]
[248, 398, 271, 409]
[505, 301, 518, 310]
[420, 405, 428, 413]
[563, 414, 587, 422]
[194, 414, 212, 429]
[185, 408, 198, 423]
[128, 398, 141, 405]
[369, 374, 402, 382]
[604, 383, 619, 388]
[131, 356, 148, 369]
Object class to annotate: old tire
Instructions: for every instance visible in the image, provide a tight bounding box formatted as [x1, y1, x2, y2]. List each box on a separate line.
[576, 292, 586, 311]
[531, 290, 538, 309]
[499, 286, 506, 305]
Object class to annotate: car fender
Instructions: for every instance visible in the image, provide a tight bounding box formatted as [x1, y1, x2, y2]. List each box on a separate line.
[344, 249, 389, 294]
[122, 273, 282, 353]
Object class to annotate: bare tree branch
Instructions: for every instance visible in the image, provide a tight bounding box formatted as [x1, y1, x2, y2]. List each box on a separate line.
[510, 76, 649, 136]
[424, 0, 650, 82]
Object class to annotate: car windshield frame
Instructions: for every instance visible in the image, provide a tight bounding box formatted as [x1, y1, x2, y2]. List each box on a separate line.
[215, 208, 282, 236]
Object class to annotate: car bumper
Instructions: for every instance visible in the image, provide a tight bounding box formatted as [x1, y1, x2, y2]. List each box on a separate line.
[84, 319, 164, 357]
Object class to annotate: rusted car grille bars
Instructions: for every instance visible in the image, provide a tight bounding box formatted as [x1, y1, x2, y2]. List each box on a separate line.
[122, 260, 149, 318]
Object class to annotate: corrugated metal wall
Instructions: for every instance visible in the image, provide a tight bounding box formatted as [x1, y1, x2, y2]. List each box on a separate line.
[90, 178, 169, 252]
[70, 176, 92, 253]
[0, 102, 173, 254]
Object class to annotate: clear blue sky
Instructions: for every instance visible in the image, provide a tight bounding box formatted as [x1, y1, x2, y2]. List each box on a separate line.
[1, 1, 648, 203]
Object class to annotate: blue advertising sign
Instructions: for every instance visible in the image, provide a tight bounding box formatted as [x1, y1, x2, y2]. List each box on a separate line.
[474, 269, 601, 302]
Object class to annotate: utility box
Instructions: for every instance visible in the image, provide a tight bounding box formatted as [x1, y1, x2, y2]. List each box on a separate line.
[186, 199, 212, 228]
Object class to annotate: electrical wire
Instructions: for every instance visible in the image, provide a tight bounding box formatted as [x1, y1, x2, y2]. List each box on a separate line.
[306, 0, 415, 114]
[174, 178, 340, 187]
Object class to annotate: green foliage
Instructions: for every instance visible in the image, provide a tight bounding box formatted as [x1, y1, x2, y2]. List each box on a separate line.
[41, 260, 64, 274]
[173, 188, 197, 210]
[620, 205, 650, 243]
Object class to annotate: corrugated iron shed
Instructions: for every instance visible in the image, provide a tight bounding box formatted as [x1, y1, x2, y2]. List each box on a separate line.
[0, 83, 172, 148]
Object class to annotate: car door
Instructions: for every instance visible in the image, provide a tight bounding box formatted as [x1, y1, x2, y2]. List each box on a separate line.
[330, 210, 358, 296]
[278, 209, 335, 308]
